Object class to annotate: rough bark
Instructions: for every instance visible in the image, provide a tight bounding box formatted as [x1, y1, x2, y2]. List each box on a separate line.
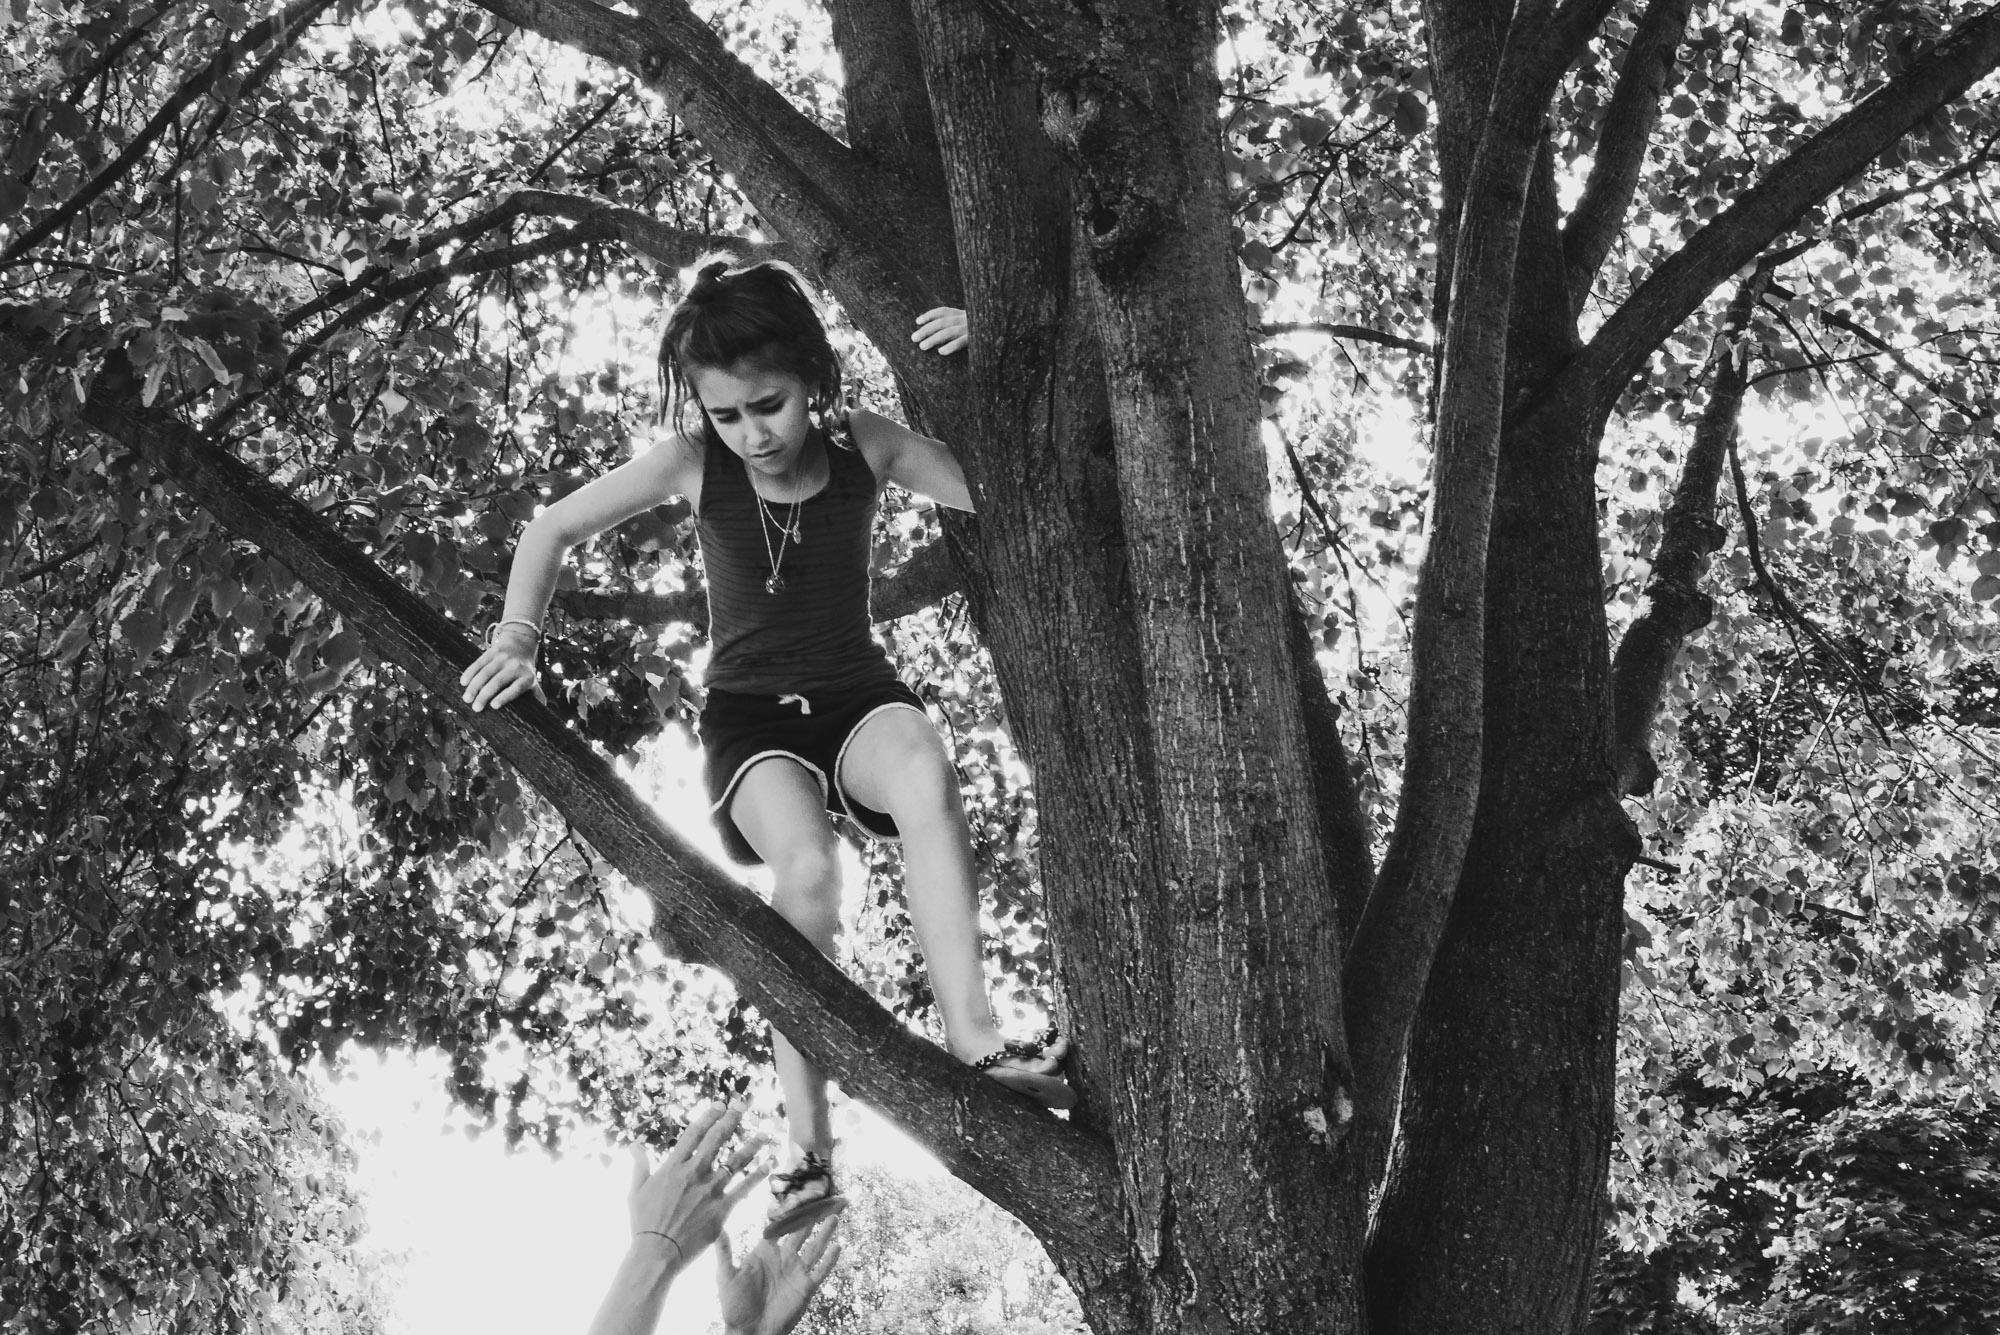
[826, 0, 952, 219]
[899, 5, 1163, 1324]
[1018, 3, 1364, 1326]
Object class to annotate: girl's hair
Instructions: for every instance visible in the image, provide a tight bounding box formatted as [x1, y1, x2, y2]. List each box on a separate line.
[657, 255, 847, 445]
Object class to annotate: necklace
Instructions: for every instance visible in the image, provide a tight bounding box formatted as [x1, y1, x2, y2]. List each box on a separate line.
[754, 450, 806, 595]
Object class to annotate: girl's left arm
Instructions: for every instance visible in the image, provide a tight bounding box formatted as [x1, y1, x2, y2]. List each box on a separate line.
[852, 409, 974, 513]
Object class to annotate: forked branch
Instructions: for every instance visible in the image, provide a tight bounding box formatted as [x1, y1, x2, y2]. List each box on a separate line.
[0, 0, 334, 269]
[1342, 0, 1603, 1167]
[1560, 4, 2000, 424]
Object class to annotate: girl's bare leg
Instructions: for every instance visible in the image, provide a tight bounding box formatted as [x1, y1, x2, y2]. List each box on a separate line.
[839, 709, 1059, 1078]
[727, 758, 844, 1159]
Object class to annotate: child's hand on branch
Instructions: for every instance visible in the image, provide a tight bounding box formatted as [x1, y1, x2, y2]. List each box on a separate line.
[459, 624, 541, 712]
[911, 307, 968, 356]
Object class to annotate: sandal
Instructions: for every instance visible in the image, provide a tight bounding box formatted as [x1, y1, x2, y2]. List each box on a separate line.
[764, 1151, 846, 1239]
[973, 1026, 1079, 1110]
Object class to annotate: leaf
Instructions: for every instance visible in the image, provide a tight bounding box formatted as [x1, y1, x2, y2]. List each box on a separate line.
[121, 610, 164, 659]
[1394, 91, 1428, 137]
[187, 337, 234, 385]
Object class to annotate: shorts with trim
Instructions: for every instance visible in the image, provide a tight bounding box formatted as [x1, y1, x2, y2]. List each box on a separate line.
[698, 678, 928, 866]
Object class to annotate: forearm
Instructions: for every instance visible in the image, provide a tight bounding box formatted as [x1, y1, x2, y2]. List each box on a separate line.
[584, 1240, 687, 1335]
[502, 516, 572, 629]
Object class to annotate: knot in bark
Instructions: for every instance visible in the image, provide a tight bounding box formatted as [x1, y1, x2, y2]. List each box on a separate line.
[1040, 82, 1102, 152]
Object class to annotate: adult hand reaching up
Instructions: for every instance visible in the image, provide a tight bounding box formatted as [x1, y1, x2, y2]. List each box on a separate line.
[584, 1104, 768, 1335]
[718, 1208, 846, 1335]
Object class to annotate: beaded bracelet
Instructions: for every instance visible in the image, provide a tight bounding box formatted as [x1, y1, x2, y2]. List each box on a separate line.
[483, 617, 543, 647]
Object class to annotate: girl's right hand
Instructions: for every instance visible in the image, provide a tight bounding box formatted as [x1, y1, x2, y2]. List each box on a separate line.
[460, 628, 540, 711]
[911, 307, 968, 355]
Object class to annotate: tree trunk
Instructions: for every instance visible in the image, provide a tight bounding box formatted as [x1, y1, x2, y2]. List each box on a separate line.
[911, 5, 1362, 1327]
[1368, 400, 1638, 1333]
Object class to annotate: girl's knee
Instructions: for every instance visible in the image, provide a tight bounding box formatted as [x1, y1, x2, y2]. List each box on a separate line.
[769, 843, 842, 941]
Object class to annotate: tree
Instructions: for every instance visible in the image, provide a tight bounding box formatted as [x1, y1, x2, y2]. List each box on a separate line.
[4, 0, 2000, 1332]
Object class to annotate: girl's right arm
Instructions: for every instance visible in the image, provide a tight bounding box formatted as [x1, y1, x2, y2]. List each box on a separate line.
[460, 434, 701, 712]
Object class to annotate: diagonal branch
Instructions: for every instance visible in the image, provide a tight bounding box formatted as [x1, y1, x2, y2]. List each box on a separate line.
[1563, 0, 1695, 310]
[284, 194, 562, 331]
[0, 0, 334, 270]
[1609, 268, 1767, 796]
[3, 318, 1125, 1268]
[1558, 4, 2000, 426]
[284, 198, 782, 371]
[285, 219, 618, 373]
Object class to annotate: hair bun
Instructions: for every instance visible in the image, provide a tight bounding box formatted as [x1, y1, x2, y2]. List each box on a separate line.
[690, 258, 731, 295]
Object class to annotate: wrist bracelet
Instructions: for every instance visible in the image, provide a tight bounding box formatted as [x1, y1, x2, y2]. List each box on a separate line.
[637, 1231, 685, 1265]
[484, 617, 543, 647]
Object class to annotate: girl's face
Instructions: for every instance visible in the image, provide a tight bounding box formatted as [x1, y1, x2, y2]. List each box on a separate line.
[687, 361, 814, 479]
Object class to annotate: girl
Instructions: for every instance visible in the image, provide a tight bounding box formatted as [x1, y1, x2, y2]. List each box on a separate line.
[459, 258, 1073, 1237]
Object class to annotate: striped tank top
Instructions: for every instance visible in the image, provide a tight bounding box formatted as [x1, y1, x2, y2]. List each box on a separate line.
[695, 429, 898, 695]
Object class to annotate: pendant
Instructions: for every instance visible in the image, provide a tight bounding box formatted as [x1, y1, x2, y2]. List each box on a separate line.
[788, 524, 804, 544]
[765, 574, 787, 595]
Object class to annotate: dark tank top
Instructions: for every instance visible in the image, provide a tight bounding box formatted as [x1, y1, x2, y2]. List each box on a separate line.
[695, 430, 898, 695]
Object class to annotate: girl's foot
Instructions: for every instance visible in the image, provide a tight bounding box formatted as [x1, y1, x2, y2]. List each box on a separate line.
[972, 1028, 1078, 1110]
[765, 1151, 845, 1239]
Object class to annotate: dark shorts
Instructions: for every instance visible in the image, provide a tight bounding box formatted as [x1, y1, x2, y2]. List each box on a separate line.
[698, 679, 928, 866]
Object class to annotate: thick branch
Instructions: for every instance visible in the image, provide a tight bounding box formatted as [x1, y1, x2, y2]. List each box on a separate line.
[1608, 270, 1766, 795]
[828, 0, 951, 206]
[4, 321, 1123, 1267]
[0, 0, 333, 269]
[554, 534, 959, 626]
[1562, 0, 1695, 309]
[1560, 5, 2000, 424]
[1342, 0, 1590, 1164]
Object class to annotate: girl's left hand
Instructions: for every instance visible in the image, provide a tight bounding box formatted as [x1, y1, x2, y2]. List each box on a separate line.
[911, 307, 968, 356]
